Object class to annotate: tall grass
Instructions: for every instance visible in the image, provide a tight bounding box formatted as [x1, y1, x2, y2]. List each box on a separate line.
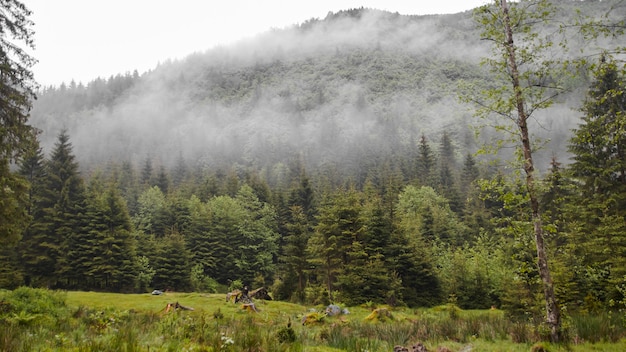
[1, 288, 626, 351]
[570, 311, 625, 343]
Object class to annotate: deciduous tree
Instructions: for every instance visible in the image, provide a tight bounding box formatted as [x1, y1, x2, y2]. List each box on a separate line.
[469, 0, 568, 340]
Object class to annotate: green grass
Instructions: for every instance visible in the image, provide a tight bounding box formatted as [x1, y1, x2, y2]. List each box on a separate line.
[2, 289, 626, 351]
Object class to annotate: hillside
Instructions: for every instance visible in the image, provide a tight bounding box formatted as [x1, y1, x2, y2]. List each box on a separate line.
[31, 3, 616, 177]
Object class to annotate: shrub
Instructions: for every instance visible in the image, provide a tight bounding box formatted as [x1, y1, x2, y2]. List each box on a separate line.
[0, 287, 68, 328]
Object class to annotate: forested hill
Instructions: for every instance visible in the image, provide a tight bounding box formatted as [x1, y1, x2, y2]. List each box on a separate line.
[29, 3, 610, 178]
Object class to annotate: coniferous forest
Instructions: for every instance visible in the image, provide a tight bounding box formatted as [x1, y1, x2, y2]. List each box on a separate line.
[1, 0, 626, 345]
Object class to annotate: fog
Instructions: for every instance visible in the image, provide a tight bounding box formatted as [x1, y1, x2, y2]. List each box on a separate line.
[29, 6, 615, 176]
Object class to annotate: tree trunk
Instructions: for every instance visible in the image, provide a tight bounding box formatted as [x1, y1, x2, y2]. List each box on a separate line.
[500, 0, 561, 342]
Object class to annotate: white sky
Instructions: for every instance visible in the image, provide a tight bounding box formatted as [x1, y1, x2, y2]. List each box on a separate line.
[23, 0, 489, 86]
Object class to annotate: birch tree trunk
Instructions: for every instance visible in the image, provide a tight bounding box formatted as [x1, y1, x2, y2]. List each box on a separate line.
[499, 0, 560, 342]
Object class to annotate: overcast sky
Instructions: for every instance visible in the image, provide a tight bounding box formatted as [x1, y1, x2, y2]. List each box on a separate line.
[24, 0, 489, 86]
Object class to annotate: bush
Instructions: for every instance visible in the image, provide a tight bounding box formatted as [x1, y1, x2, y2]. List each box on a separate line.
[0, 287, 68, 328]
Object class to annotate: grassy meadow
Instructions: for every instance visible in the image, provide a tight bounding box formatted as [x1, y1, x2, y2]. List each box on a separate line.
[1, 287, 625, 351]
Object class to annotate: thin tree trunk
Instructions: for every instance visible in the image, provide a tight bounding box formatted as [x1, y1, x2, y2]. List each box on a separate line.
[500, 0, 560, 342]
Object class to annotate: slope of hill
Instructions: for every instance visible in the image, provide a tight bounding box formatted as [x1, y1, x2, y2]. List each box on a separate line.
[29, 2, 624, 176]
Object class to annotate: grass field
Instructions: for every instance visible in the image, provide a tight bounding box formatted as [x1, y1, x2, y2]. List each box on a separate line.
[64, 291, 626, 352]
[2, 288, 626, 351]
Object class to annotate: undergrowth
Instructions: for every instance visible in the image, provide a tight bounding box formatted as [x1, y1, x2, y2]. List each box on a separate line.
[0, 288, 625, 351]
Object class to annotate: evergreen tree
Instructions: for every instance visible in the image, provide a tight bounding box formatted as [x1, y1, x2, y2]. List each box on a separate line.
[141, 156, 153, 186]
[204, 195, 245, 284]
[277, 205, 311, 302]
[336, 242, 402, 306]
[172, 153, 188, 187]
[118, 160, 139, 216]
[385, 229, 442, 307]
[308, 187, 363, 302]
[152, 232, 191, 291]
[436, 131, 462, 213]
[234, 184, 279, 285]
[416, 134, 436, 186]
[360, 183, 392, 254]
[186, 195, 213, 278]
[44, 131, 91, 288]
[0, 0, 37, 246]
[459, 153, 480, 202]
[84, 178, 138, 291]
[155, 165, 169, 194]
[567, 57, 626, 304]
[16, 139, 47, 286]
[459, 153, 490, 240]
[41, 131, 88, 288]
[288, 170, 316, 224]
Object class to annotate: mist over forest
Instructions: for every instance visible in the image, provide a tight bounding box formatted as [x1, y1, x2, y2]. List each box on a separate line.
[6, 2, 626, 343]
[30, 3, 617, 179]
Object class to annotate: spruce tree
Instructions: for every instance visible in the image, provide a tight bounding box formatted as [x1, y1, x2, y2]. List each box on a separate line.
[16, 139, 47, 285]
[152, 232, 191, 291]
[84, 178, 138, 291]
[308, 187, 363, 303]
[44, 131, 88, 288]
[278, 205, 311, 302]
[0, 0, 37, 246]
[568, 57, 626, 303]
[416, 134, 436, 186]
[234, 184, 279, 284]
[204, 195, 244, 284]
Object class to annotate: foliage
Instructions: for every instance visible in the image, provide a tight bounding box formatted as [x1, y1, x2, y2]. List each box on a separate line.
[0, 0, 38, 247]
[1, 3, 626, 342]
[190, 263, 218, 293]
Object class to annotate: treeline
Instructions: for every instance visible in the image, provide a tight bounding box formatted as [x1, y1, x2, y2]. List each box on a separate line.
[1, 56, 625, 320]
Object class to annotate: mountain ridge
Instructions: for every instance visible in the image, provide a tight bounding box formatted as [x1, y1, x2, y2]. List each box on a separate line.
[29, 2, 624, 178]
